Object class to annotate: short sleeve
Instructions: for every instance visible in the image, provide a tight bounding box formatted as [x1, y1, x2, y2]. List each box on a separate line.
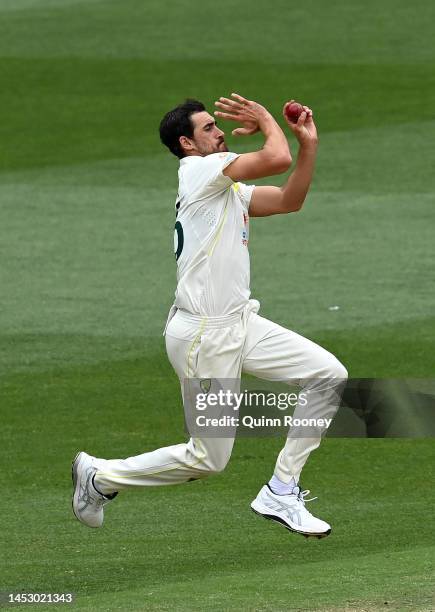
[184, 152, 240, 198]
[237, 182, 255, 212]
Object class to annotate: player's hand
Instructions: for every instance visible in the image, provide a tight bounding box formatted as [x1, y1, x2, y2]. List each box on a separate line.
[214, 93, 268, 136]
[283, 101, 318, 147]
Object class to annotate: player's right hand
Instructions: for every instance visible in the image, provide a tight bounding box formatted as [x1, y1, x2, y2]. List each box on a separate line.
[283, 101, 318, 147]
[214, 93, 269, 137]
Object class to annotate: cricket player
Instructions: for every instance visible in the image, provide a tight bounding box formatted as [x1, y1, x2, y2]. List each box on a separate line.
[72, 93, 347, 538]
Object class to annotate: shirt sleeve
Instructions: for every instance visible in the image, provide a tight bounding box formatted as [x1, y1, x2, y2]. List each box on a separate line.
[237, 182, 256, 212]
[184, 152, 240, 199]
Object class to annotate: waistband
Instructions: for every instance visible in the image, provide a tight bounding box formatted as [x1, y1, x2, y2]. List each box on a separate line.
[163, 300, 260, 336]
[176, 308, 242, 329]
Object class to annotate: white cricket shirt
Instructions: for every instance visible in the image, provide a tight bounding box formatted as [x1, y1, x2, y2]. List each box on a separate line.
[173, 152, 255, 316]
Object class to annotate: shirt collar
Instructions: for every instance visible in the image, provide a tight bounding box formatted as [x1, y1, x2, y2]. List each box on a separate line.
[180, 155, 202, 165]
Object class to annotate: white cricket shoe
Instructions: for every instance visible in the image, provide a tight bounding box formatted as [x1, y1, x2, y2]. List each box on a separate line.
[251, 484, 331, 539]
[71, 451, 117, 528]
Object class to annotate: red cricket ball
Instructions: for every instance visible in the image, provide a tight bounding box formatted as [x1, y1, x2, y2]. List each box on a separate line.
[285, 102, 304, 123]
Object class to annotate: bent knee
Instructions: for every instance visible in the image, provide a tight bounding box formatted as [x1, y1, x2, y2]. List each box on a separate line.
[327, 357, 348, 381]
[190, 453, 230, 477]
[311, 353, 348, 381]
[202, 457, 229, 475]
[188, 439, 232, 476]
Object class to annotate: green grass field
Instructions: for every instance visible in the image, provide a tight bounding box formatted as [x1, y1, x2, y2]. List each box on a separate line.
[1, 0, 435, 610]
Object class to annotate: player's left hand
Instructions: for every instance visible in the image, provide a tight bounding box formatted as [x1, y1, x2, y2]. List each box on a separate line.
[214, 94, 261, 136]
[283, 102, 318, 147]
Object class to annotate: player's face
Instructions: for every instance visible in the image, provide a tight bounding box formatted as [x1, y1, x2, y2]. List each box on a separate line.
[187, 111, 228, 156]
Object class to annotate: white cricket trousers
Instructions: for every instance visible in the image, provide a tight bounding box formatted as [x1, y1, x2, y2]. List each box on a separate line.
[94, 300, 347, 494]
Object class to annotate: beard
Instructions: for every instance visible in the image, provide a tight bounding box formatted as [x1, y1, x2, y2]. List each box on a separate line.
[211, 139, 227, 154]
[198, 140, 227, 156]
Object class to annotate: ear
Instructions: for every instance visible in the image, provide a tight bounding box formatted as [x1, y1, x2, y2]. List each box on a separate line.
[179, 135, 195, 153]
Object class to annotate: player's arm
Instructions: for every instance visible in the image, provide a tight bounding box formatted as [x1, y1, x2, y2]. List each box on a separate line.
[214, 93, 292, 180]
[249, 103, 319, 217]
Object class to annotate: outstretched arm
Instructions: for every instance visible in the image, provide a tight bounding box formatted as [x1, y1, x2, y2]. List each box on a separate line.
[249, 102, 319, 217]
[215, 93, 292, 181]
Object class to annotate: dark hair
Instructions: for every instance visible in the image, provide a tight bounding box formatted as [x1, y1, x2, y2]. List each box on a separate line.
[159, 99, 205, 159]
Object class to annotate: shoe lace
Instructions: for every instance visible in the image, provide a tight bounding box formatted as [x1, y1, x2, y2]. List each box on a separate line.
[296, 488, 317, 504]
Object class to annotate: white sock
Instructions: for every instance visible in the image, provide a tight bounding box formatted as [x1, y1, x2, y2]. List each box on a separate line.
[268, 474, 297, 496]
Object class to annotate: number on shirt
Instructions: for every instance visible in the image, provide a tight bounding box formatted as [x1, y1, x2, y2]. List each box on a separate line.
[174, 199, 183, 260]
[174, 221, 183, 260]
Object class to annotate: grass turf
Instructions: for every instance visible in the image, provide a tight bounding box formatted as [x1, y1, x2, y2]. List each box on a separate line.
[1, 0, 435, 610]
[2, 365, 435, 610]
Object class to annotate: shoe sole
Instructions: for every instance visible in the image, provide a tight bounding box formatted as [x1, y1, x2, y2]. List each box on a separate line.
[71, 451, 100, 528]
[71, 451, 83, 524]
[251, 506, 331, 539]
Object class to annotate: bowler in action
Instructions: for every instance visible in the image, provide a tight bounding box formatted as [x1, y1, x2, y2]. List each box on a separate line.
[72, 93, 348, 538]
